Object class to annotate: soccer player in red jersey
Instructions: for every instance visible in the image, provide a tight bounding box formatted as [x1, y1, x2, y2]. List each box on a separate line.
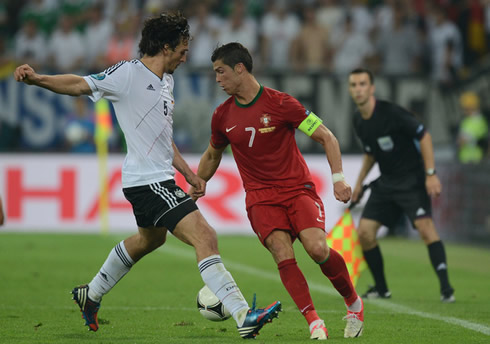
[190, 42, 364, 340]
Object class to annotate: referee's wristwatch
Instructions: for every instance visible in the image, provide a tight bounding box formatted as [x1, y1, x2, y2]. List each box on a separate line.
[426, 168, 436, 176]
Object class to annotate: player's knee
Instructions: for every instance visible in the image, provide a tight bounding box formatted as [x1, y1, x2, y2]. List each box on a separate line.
[307, 242, 328, 262]
[358, 227, 376, 247]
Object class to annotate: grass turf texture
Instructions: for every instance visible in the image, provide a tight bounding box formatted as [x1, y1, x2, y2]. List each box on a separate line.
[0, 233, 489, 344]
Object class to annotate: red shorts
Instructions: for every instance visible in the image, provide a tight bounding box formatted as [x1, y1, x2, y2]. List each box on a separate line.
[245, 185, 326, 246]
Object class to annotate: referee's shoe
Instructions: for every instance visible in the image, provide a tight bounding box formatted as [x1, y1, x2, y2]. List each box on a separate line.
[362, 285, 392, 299]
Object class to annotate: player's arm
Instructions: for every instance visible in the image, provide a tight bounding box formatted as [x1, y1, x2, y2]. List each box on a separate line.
[352, 154, 376, 202]
[189, 143, 227, 200]
[419, 131, 442, 197]
[14, 64, 91, 96]
[306, 120, 352, 203]
[172, 141, 206, 197]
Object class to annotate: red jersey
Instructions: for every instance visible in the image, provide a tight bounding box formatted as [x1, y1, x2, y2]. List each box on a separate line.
[211, 86, 314, 191]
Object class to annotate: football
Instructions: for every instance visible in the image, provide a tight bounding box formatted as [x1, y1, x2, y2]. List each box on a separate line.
[197, 285, 231, 321]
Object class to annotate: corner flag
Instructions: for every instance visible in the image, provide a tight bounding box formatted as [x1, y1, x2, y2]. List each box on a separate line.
[95, 99, 113, 234]
[326, 209, 367, 286]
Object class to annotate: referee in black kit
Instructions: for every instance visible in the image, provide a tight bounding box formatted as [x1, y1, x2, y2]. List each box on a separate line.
[348, 68, 455, 303]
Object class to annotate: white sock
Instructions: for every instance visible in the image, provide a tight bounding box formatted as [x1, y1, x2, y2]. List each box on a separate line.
[88, 241, 134, 302]
[198, 255, 249, 326]
[346, 296, 362, 313]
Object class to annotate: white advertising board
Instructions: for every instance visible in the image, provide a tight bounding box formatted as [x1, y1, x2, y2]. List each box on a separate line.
[0, 154, 379, 234]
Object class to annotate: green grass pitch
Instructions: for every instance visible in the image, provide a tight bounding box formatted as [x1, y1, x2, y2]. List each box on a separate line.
[0, 232, 489, 343]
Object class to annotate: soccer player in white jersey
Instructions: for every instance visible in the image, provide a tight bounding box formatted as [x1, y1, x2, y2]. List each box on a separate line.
[14, 12, 281, 339]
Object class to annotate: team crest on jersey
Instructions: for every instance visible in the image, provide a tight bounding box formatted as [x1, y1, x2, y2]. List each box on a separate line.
[259, 114, 276, 133]
[90, 72, 106, 80]
[174, 189, 186, 198]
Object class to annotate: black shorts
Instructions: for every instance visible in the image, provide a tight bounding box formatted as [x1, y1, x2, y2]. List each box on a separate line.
[123, 180, 198, 232]
[362, 177, 432, 228]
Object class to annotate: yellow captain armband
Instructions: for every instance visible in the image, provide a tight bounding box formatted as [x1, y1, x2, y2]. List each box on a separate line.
[298, 112, 323, 136]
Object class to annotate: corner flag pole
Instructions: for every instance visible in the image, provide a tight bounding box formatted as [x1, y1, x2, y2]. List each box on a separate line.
[94, 99, 113, 235]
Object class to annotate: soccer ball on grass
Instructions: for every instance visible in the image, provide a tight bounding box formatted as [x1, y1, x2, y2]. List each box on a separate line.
[197, 285, 231, 321]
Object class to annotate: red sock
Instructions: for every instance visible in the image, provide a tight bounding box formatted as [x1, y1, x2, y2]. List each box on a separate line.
[319, 249, 358, 306]
[278, 259, 319, 324]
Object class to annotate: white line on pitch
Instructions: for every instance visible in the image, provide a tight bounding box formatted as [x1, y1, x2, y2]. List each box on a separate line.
[159, 242, 490, 336]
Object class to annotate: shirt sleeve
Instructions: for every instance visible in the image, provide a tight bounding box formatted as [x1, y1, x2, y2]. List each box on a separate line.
[83, 61, 128, 103]
[395, 105, 426, 141]
[210, 107, 229, 148]
[280, 93, 308, 128]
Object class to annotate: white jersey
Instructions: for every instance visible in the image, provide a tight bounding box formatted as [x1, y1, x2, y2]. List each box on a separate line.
[84, 60, 176, 188]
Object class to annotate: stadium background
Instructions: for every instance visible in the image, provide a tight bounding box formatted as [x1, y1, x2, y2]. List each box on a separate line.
[0, 0, 489, 245]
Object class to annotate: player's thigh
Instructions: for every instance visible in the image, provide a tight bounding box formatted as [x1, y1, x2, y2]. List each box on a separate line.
[123, 180, 198, 231]
[287, 191, 326, 233]
[247, 204, 292, 246]
[173, 209, 218, 249]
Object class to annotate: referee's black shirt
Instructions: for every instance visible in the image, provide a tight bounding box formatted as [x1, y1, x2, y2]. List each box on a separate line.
[353, 100, 426, 189]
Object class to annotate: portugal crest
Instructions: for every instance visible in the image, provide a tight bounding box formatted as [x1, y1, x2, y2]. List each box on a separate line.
[259, 113, 276, 133]
[260, 114, 271, 127]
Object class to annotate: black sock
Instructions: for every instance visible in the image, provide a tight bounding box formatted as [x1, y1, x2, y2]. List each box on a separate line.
[428, 241, 452, 293]
[363, 245, 389, 293]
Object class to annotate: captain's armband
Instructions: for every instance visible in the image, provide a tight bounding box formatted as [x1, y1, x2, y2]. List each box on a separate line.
[298, 112, 323, 136]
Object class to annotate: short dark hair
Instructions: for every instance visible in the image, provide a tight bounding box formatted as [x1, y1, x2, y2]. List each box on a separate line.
[211, 42, 253, 73]
[350, 68, 375, 84]
[138, 11, 190, 57]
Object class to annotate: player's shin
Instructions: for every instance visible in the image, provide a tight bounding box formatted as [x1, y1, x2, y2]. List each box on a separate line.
[88, 241, 134, 302]
[198, 254, 249, 326]
[318, 249, 358, 306]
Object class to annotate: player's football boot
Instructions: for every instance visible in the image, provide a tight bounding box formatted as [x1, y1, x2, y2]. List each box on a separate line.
[441, 287, 455, 303]
[237, 294, 282, 339]
[362, 285, 391, 299]
[309, 319, 328, 340]
[343, 297, 364, 338]
[71, 285, 101, 331]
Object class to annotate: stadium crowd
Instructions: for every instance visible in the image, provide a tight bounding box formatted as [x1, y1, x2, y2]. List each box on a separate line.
[1, 0, 489, 159]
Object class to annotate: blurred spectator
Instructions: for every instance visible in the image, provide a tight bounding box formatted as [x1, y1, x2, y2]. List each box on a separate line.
[0, 2, 7, 37]
[0, 35, 16, 80]
[0, 36, 20, 152]
[260, 0, 300, 70]
[456, 0, 487, 68]
[187, 2, 222, 68]
[374, 2, 422, 76]
[291, 4, 330, 72]
[330, 13, 375, 75]
[46, 13, 85, 74]
[19, 0, 59, 35]
[348, 0, 375, 34]
[62, 97, 95, 153]
[14, 18, 47, 71]
[217, 0, 258, 59]
[373, 0, 395, 33]
[457, 91, 488, 163]
[104, 0, 139, 22]
[316, 0, 344, 33]
[486, 0, 490, 48]
[83, 2, 113, 73]
[104, 17, 139, 66]
[427, 4, 463, 86]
